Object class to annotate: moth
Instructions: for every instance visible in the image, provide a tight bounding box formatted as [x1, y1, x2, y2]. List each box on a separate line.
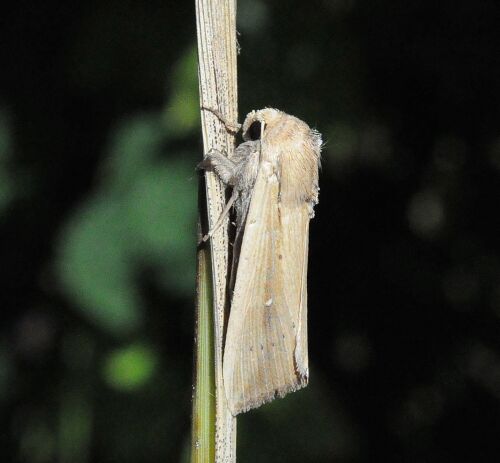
[201, 108, 321, 415]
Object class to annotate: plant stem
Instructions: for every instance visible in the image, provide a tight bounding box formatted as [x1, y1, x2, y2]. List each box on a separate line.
[194, 0, 238, 461]
[191, 241, 216, 463]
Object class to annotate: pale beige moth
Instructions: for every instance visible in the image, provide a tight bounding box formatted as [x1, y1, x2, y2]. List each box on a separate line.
[201, 108, 321, 415]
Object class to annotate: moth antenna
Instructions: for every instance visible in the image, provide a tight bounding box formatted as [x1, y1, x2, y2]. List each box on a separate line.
[201, 106, 242, 134]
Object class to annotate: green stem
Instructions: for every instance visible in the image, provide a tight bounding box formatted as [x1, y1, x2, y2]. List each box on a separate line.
[191, 243, 216, 463]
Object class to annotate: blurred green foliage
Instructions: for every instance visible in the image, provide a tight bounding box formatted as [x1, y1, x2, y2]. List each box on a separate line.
[56, 47, 199, 336]
[2, 33, 200, 461]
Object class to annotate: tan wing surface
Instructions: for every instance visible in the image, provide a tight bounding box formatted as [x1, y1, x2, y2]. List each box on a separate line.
[280, 205, 310, 380]
[223, 161, 306, 415]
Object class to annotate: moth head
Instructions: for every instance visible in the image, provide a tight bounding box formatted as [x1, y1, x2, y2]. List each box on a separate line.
[241, 108, 283, 142]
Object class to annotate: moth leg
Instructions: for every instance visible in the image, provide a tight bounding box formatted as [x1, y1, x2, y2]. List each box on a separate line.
[201, 106, 242, 134]
[202, 189, 239, 242]
[198, 149, 238, 186]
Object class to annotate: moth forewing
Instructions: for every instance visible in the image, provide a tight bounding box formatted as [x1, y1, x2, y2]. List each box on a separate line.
[223, 162, 300, 415]
[277, 125, 321, 382]
[279, 206, 311, 381]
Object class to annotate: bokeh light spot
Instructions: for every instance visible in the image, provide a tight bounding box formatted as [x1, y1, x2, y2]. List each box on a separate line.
[407, 189, 445, 238]
[103, 343, 158, 392]
[238, 0, 269, 34]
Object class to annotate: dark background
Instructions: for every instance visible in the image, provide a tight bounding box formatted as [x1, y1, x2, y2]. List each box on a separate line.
[2, 0, 500, 462]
